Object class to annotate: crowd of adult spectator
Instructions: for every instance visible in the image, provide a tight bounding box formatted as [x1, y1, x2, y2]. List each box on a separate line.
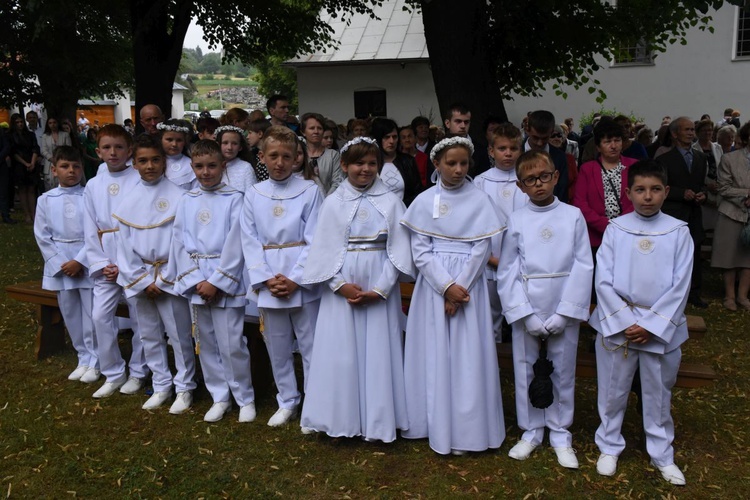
[2, 100, 749, 308]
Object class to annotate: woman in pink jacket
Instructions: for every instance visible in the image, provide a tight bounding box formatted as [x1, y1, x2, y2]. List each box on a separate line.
[574, 119, 637, 253]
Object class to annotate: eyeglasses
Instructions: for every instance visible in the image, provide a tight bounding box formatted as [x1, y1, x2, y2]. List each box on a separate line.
[550, 133, 563, 139]
[520, 172, 554, 187]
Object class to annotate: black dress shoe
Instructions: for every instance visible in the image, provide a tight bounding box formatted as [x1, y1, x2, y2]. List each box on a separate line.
[688, 296, 708, 308]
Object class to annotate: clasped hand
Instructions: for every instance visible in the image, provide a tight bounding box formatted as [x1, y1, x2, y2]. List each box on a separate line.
[337, 283, 381, 305]
[265, 274, 299, 298]
[444, 284, 469, 316]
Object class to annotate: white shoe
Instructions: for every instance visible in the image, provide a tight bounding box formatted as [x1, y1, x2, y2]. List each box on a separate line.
[651, 461, 686, 486]
[596, 454, 618, 476]
[119, 377, 145, 395]
[169, 391, 193, 415]
[300, 426, 316, 435]
[79, 367, 101, 384]
[68, 366, 88, 381]
[508, 440, 538, 460]
[267, 407, 298, 427]
[204, 401, 232, 422]
[553, 447, 579, 469]
[451, 449, 467, 456]
[92, 378, 126, 398]
[142, 390, 173, 410]
[239, 403, 256, 423]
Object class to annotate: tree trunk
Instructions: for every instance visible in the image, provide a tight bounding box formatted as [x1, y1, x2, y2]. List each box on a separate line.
[420, 0, 507, 144]
[130, 0, 193, 132]
[37, 74, 78, 125]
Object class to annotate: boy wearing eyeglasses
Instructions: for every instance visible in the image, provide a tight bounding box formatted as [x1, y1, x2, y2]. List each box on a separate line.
[497, 150, 593, 470]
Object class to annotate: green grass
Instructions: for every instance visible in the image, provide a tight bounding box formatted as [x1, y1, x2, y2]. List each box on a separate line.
[1, 215, 749, 498]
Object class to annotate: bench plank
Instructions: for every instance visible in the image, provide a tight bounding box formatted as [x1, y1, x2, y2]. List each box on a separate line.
[6, 281, 128, 360]
[495, 343, 716, 388]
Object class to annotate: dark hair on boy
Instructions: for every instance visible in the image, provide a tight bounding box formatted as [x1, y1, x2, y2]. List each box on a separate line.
[52, 145, 82, 165]
[97, 124, 133, 147]
[483, 115, 505, 133]
[191, 139, 223, 160]
[443, 102, 470, 121]
[627, 159, 668, 188]
[370, 118, 398, 147]
[133, 132, 165, 157]
[490, 123, 522, 145]
[411, 116, 430, 129]
[266, 94, 288, 113]
[196, 117, 220, 134]
[593, 119, 625, 145]
[527, 110, 556, 133]
[516, 150, 553, 177]
[248, 118, 271, 134]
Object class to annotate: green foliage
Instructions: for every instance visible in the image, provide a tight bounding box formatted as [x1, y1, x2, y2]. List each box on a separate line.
[404, 0, 742, 100]
[0, 0, 132, 117]
[202, 74, 215, 81]
[199, 52, 222, 74]
[255, 56, 298, 112]
[580, 107, 645, 128]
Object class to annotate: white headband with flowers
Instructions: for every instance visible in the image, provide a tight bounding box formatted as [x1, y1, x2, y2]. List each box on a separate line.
[429, 136, 474, 162]
[214, 125, 245, 136]
[340, 136, 378, 154]
[156, 122, 191, 134]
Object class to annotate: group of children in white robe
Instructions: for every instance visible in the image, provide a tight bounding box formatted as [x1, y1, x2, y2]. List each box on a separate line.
[34, 120, 692, 486]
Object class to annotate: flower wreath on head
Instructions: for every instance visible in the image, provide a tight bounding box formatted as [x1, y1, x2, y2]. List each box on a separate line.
[214, 125, 245, 137]
[429, 136, 474, 163]
[297, 135, 307, 145]
[340, 136, 379, 154]
[156, 122, 191, 134]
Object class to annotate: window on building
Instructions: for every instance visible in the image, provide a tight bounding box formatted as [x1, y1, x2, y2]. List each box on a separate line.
[737, 7, 750, 58]
[353, 89, 387, 119]
[612, 39, 654, 65]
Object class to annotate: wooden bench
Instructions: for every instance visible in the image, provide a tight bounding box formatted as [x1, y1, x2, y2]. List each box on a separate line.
[6, 281, 129, 359]
[495, 344, 717, 388]
[5, 280, 275, 393]
[6, 280, 717, 388]
[399, 282, 717, 388]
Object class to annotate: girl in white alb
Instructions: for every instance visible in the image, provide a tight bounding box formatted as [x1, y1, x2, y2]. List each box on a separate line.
[400, 137, 506, 455]
[301, 137, 415, 442]
[159, 119, 197, 190]
[216, 125, 257, 193]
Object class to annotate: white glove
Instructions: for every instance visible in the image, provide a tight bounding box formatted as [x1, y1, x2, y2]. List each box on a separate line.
[544, 314, 568, 335]
[523, 315, 547, 337]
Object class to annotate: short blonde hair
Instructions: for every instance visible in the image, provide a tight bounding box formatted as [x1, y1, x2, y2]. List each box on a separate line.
[260, 125, 297, 153]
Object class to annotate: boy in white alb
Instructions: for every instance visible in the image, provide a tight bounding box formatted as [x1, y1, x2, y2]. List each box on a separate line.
[241, 126, 322, 427]
[497, 150, 593, 469]
[34, 146, 98, 382]
[170, 139, 256, 423]
[113, 135, 197, 414]
[84, 125, 149, 398]
[590, 160, 691, 486]
[473, 124, 527, 342]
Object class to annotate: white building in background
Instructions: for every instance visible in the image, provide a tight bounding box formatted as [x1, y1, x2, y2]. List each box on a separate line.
[287, 0, 440, 126]
[288, 1, 750, 130]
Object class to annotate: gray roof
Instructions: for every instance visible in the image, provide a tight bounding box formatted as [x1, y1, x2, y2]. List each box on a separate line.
[288, 0, 428, 65]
